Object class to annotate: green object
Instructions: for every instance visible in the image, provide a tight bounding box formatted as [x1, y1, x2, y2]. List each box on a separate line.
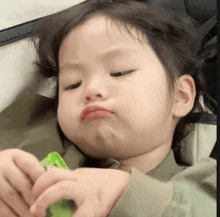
[41, 152, 68, 169]
[40, 152, 77, 216]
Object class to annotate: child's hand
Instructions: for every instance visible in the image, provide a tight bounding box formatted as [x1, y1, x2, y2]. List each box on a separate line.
[30, 167, 131, 217]
[0, 148, 46, 217]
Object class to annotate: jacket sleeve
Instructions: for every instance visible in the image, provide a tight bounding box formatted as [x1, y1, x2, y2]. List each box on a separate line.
[109, 158, 216, 217]
[108, 167, 174, 217]
[163, 158, 216, 217]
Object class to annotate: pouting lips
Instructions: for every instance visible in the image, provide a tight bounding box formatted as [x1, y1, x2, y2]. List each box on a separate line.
[81, 105, 112, 121]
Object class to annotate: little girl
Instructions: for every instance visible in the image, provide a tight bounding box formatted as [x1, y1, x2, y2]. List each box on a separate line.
[0, 0, 216, 216]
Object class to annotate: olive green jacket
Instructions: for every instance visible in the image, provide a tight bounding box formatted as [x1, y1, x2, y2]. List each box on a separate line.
[0, 94, 216, 217]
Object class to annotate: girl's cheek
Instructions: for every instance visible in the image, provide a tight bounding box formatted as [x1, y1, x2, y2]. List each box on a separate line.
[57, 102, 69, 123]
[58, 101, 78, 123]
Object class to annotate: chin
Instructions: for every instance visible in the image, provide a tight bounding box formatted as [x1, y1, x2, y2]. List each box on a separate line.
[77, 146, 109, 159]
[82, 148, 127, 160]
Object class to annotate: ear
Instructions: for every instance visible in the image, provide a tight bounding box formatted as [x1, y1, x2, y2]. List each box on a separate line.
[172, 74, 196, 118]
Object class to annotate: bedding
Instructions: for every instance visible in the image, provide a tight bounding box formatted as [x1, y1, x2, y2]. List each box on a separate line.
[0, 0, 84, 112]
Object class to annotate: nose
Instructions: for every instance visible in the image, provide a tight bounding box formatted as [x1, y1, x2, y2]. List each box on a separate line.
[84, 93, 102, 103]
[83, 73, 110, 104]
[83, 80, 108, 104]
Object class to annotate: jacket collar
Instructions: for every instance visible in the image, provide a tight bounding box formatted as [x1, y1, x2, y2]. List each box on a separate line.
[63, 139, 185, 182]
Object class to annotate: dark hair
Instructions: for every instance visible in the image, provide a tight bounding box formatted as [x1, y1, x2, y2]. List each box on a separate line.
[32, 0, 206, 162]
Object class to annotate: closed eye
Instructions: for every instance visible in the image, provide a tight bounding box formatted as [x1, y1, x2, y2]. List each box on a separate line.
[65, 82, 81, 90]
[111, 70, 133, 77]
[64, 70, 134, 90]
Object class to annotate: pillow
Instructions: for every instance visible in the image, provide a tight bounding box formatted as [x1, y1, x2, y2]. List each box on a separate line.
[0, 0, 84, 112]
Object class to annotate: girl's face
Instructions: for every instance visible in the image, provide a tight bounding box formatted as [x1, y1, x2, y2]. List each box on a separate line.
[57, 14, 177, 160]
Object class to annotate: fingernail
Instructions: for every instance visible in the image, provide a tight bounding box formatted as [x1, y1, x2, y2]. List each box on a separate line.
[30, 204, 36, 213]
[30, 204, 47, 217]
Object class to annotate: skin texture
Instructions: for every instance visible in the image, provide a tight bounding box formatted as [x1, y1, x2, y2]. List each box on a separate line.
[0, 149, 45, 217]
[57, 13, 192, 172]
[1, 14, 196, 217]
[30, 167, 131, 217]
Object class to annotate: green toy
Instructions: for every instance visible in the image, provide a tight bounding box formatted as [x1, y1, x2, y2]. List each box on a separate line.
[40, 152, 77, 216]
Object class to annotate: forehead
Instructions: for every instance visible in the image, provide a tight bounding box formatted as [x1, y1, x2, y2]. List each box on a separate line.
[58, 14, 174, 93]
[58, 13, 151, 59]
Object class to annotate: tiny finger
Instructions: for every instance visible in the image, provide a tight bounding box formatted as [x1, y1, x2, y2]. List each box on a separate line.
[32, 167, 74, 200]
[0, 197, 18, 217]
[0, 178, 34, 217]
[13, 151, 46, 183]
[30, 180, 76, 216]
[4, 164, 34, 206]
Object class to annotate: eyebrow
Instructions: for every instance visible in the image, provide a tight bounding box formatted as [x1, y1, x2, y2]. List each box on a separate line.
[59, 46, 139, 72]
[99, 46, 139, 60]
